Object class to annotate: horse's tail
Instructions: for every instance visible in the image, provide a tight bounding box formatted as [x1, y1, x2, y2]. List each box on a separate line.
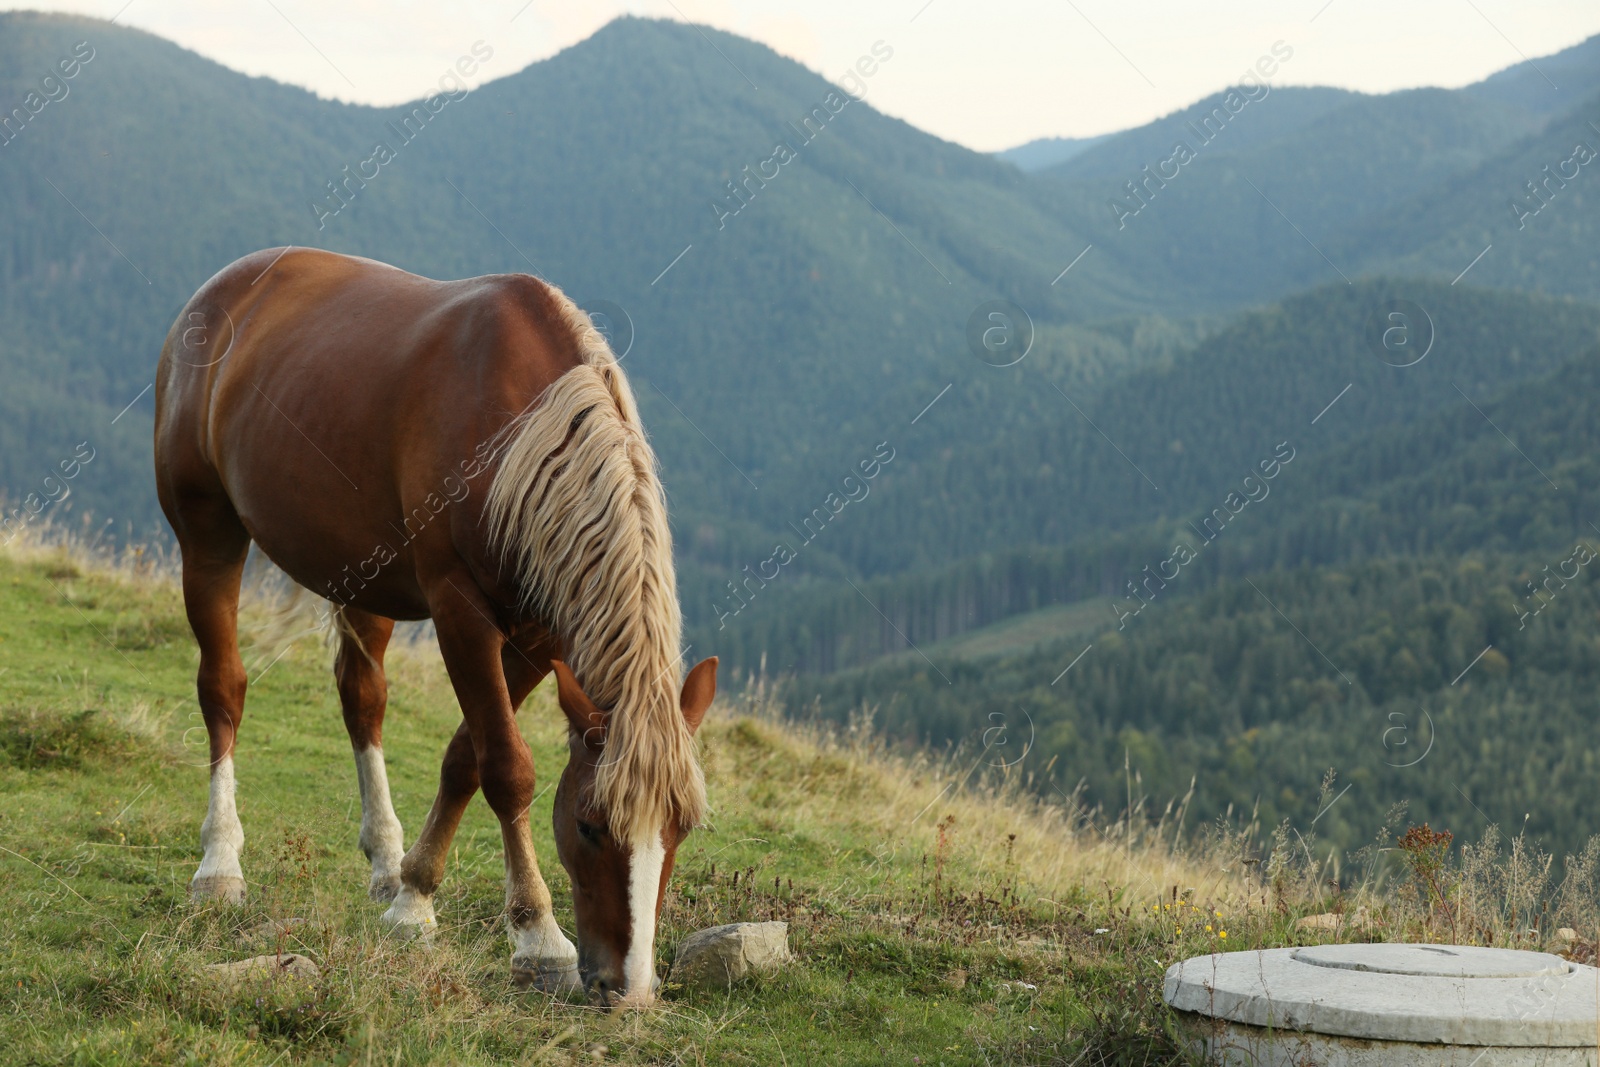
[241, 562, 369, 670]
[483, 333, 704, 841]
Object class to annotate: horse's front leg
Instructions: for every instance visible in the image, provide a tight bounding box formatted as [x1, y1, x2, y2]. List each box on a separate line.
[499, 627, 581, 989]
[501, 805, 581, 991]
[382, 721, 472, 936]
[391, 572, 578, 990]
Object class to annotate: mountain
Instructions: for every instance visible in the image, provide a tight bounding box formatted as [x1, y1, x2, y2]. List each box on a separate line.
[0, 11, 1155, 548]
[6, 10, 1600, 861]
[1029, 86, 1552, 306]
[802, 548, 1600, 859]
[1333, 85, 1600, 300]
[1023, 38, 1600, 309]
[995, 134, 1111, 171]
[6, 11, 1599, 657]
[689, 278, 1600, 667]
[1463, 32, 1600, 120]
[1038, 85, 1358, 182]
[788, 340, 1600, 855]
[4, 13, 1596, 559]
[0, 12, 467, 535]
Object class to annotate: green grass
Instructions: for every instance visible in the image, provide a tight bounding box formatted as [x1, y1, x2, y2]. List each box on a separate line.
[920, 598, 1112, 663]
[8, 543, 1560, 1065]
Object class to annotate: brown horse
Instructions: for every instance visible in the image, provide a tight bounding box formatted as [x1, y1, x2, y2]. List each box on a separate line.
[154, 247, 716, 1006]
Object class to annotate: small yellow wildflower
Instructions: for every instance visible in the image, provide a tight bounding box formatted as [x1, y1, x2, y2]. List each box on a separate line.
[1220, 931, 1228, 939]
[1206, 925, 1213, 933]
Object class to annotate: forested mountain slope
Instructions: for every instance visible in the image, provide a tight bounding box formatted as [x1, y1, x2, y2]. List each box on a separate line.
[785, 342, 1600, 856]
[1027, 38, 1599, 307]
[0, 13, 1116, 539]
[688, 279, 1600, 658]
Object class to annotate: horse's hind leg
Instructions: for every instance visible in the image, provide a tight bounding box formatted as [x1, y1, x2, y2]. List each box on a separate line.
[332, 606, 404, 902]
[174, 499, 252, 903]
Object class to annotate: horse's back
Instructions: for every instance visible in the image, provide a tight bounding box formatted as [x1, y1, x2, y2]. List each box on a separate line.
[156, 249, 586, 616]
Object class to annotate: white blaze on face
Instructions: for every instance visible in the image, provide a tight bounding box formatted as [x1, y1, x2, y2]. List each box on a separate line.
[623, 831, 666, 1002]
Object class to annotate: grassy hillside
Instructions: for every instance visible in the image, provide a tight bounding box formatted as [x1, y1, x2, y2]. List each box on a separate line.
[6, 535, 1600, 1063]
[0, 534, 1259, 1065]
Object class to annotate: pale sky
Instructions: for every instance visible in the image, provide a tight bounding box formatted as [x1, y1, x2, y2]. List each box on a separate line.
[5, 0, 1598, 151]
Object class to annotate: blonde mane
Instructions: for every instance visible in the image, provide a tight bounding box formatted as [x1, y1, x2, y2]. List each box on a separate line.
[483, 290, 705, 841]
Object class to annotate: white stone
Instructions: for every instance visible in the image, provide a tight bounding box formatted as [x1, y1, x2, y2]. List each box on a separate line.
[1166, 944, 1600, 1066]
[1294, 906, 1375, 934]
[671, 921, 791, 989]
[203, 953, 320, 986]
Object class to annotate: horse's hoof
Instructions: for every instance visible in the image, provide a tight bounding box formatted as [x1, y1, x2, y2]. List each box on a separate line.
[382, 912, 437, 941]
[368, 875, 401, 903]
[382, 888, 437, 940]
[189, 875, 247, 904]
[511, 956, 582, 993]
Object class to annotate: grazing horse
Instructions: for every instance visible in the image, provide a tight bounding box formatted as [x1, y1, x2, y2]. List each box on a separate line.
[154, 247, 715, 1006]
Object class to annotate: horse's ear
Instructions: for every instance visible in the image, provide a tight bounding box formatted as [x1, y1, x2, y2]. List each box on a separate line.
[552, 660, 605, 742]
[679, 656, 718, 735]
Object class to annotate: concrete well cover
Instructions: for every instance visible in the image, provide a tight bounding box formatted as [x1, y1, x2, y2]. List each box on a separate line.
[1164, 945, 1600, 1046]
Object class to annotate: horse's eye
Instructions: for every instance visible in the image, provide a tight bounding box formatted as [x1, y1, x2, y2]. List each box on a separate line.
[576, 820, 602, 844]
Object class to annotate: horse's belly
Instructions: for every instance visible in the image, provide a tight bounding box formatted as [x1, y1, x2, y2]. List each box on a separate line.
[219, 405, 435, 621]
